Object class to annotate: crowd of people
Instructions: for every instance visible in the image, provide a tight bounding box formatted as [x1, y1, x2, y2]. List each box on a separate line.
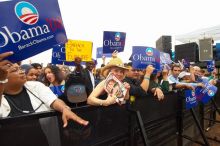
[0, 51, 218, 127]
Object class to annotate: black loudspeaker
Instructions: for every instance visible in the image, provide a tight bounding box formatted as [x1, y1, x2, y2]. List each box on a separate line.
[175, 42, 198, 62]
[156, 36, 172, 56]
[199, 38, 213, 61]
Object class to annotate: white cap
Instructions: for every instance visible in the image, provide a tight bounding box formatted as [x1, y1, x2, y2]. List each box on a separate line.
[178, 71, 190, 79]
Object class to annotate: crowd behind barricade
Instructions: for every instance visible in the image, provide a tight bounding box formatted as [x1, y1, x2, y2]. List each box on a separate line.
[0, 51, 219, 131]
[1, 52, 217, 111]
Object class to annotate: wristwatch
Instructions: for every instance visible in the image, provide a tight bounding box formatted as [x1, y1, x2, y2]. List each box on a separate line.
[0, 79, 8, 84]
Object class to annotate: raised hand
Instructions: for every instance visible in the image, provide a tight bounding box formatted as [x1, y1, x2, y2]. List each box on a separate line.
[112, 50, 118, 58]
[145, 65, 155, 76]
[0, 52, 13, 81]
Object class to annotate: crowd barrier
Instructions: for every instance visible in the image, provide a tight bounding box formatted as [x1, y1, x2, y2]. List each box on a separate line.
[0, 89, 220, 146]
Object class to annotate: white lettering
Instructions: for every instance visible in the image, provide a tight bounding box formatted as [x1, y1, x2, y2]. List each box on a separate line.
[186, 96, 196, 103]
[103, 40, 122, 47]
[20, 30, 30, 40]
[0, 24, 51, 48]
[43, 25, 50, 33]
[28, 26, 43, 37]
[60, 46, 65, 53]
[132, 54, 156, 62]
[3, 26, 21, 43]
[0, 31, 8, 47]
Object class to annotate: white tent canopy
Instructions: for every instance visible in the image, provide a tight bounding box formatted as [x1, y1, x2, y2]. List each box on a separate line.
[175, 25, 220, 43]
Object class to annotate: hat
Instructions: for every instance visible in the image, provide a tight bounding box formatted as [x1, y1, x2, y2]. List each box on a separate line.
[101, 57, 129, 77]
[66, 84, 87, 103]
[20, 64, 33, 75]
[178, 71, 191, 79]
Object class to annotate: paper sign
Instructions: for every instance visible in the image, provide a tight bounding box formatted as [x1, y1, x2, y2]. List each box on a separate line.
[65, 40, 92, 62]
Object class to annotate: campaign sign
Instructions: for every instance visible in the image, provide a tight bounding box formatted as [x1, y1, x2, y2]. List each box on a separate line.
[65, 40, 93, 62]
[103, 31, 126, 53]
[0, 0, 67, 63]
[207, 60, 215, 72]
[131, 46, 160, 73]
[50, 85, 64, 97]
[51, 44, 75, 66]
[182, 59, 190, 68]
[96, 47, 112, 58]
[195, 82, 217, 104]
[160, 52, 172, 64]
[185, 90, 198, 109]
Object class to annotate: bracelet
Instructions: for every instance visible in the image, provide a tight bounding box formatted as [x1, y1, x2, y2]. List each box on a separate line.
[0, 79, 8, 84]
[144, 76, 150, 80]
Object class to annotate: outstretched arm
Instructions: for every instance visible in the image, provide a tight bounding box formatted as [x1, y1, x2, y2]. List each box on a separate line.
[51, 99, 89, 127]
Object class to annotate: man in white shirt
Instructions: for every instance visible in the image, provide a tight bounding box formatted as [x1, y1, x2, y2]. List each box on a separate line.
[168, 64, 194, 91]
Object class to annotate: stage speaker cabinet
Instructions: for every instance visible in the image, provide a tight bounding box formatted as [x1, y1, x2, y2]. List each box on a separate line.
[156, 35, 172, 56]
[175, 42, 198, 62]
[199, 38, 213, 61]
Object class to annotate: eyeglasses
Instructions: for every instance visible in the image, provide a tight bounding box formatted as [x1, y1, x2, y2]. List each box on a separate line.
[11, 67, 25, 74]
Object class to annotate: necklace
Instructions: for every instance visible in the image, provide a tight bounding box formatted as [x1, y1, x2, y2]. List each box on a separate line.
[4, 86, 44, 114]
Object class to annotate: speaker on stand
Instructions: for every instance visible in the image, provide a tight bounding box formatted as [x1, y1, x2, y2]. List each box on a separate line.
[156, 35, 172, 57]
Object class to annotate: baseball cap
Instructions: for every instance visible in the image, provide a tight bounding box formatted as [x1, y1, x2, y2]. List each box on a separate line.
[178, 71, 191, 79]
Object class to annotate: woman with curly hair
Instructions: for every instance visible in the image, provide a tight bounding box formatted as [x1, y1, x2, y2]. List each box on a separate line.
[43, 65, 65, 87]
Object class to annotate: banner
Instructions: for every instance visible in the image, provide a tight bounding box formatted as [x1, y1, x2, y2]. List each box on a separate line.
[0, 0, 67, 62]
[160, 52, 172, 64]
[195, 82, 217, 104]
[103, 31, 126, 53]
[185, 90, 198, 109]
[51, 44, 75, 66]
[96, 47, 112, 58]
[131, 46, 160, 73]
[65, 40, 92, 62]
[207, 60, 215, 72]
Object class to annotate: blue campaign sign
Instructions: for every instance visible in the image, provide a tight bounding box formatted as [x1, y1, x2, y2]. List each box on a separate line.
[96, 47, 112, 58]
[195, 82, 217, 104]
[182, 59, 190, 68]
[131, 46, 160, 73]
[103, 31, 126, 53]
[0, 0, 67, 63]
[52, 44, 65, 65]
[160, 52, 172, 64]
[207, 60, 215, 72]
[50, 85, 64, 97]
[185, 90, 198, 110]
[52, 44, 75, 66]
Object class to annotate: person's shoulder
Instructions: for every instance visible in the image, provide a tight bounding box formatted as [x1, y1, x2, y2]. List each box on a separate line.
[168, 75, 177, 84]
[25, 81, 46, 88]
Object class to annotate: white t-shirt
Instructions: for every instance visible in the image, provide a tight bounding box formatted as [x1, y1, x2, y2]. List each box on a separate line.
[0, 81, 57, 117]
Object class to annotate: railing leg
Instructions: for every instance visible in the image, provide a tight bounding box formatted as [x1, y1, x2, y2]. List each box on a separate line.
[190, 108, 210, 146]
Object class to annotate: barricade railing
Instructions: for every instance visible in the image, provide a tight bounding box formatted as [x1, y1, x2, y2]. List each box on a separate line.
[0, 90, 220, 146]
